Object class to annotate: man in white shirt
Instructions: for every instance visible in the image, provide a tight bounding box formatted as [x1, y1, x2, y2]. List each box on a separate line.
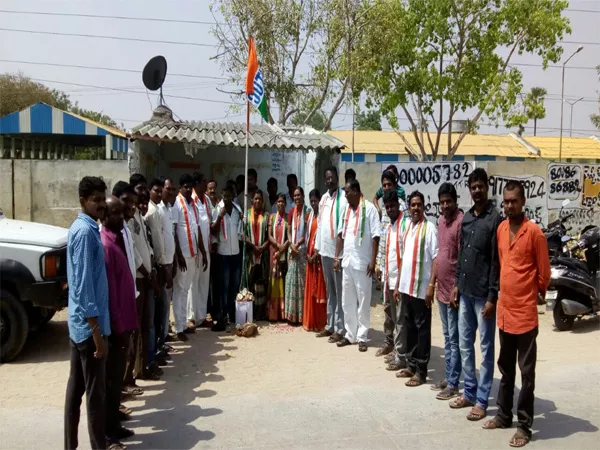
[334, 179, 380, 352]
[315, 167, 347, 343]
[157, 177, 176, 348]
[172, 174, 208, 342]
[210, 184, 243, 332]
[129, 181, 160, 380]
[285, 173, 298, 214]
[395, 190, 438, 387]
[189, 172, 212, 328]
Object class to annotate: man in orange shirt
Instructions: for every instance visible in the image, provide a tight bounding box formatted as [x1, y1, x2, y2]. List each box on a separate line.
[483, 180, 550, 448]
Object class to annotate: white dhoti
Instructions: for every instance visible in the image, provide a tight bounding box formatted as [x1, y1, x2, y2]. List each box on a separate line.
[187, 253, 211, 323]
[341, 266, 372, 344]
[173, 256, 197, 333]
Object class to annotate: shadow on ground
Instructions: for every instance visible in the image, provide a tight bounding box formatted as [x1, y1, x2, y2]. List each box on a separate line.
[124, 329, 236, 449]
[12, 316, 70, 364]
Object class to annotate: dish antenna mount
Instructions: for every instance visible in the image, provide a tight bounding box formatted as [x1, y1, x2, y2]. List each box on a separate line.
[142, 56, 168, 105]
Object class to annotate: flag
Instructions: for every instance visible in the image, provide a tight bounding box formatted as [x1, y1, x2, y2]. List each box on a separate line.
[246, 36, 269, 122]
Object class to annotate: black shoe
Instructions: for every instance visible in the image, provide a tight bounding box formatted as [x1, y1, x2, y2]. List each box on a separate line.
[336, 337, 352, 347]
[358, 342, 368, 352]
[165, 334, 177, 343]
[155, 357, 168, 367]
[328, 333, 343, 343]
[211, 321, 226, 332]
[183, 327, 196, 334]
[176, 332, 188, 342]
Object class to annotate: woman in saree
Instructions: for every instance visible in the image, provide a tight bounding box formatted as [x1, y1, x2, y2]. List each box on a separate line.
[284, 187, 309, 324]
[244, 190, 270, 321]
[303, 189, 327, 332]
[266, 194, 289, 321]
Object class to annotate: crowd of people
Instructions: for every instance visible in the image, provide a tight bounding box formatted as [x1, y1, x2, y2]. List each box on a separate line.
[64, 164, 550, 449]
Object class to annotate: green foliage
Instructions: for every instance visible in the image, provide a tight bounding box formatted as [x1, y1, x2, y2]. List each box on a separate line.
[355, 0, 570, 160]
[592, 65, 600, 130]
[211, 0, 365, 129]
[355, 109, 382, 131]
[506, 86, 547, 135]
[291, 110, 328, 130]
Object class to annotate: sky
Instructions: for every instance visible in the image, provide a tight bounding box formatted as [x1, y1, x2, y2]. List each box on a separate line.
[0, 0, 599, 138]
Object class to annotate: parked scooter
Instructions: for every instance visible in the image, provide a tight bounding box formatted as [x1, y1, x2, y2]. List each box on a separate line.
[546, 225, 600, 331]
[543, 199, 574, 257]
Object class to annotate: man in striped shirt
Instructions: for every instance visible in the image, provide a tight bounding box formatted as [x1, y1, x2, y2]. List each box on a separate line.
[64, 176, 110, 450]
[395, 190, 438, 387]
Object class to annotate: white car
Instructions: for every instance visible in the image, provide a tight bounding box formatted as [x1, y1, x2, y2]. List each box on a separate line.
[0, 212, 69, 362]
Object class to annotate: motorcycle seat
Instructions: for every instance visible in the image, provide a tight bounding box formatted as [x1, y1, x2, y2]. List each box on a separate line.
[553, 256, 589, 273]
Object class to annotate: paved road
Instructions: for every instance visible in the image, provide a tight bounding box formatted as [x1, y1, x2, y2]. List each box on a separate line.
[1, 304, 599, 449]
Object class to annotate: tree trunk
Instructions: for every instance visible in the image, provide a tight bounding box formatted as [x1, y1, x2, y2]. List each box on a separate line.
[533, 118, 537, 136]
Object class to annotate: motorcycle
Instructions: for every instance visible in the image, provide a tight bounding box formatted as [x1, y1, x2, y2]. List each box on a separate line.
[543, 199, 574, 257]
[546, 225, 600, 331]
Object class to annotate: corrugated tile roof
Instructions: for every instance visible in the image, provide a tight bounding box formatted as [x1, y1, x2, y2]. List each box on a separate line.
[328, 130, 533, 158]
[131, 105, 344, 152]
[526, 136, 600, 160]
[328, 130, 600, 160]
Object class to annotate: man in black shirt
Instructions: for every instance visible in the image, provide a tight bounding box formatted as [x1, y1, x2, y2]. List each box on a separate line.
[449, 168, 501, 422]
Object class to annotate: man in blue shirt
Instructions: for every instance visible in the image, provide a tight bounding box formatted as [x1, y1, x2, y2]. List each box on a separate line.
[64, 176, 110, 450]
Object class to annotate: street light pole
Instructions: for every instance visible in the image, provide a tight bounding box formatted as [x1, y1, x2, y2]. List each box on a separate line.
[566, 97, 584, 137]
[559, 45, 583, 161]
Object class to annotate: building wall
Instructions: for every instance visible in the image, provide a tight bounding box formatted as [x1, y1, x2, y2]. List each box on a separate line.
[341, 159, 600, 234]
[0, 160, 129, 228]
[134, 140, 327, 198]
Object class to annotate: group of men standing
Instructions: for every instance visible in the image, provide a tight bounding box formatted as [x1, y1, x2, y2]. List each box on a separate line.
[313, 166, 550, 448]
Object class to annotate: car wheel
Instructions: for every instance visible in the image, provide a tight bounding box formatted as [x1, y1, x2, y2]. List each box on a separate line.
[553, 296, 575, 331]
[0, 289, 30, 362]
[29, 307, 56, 331]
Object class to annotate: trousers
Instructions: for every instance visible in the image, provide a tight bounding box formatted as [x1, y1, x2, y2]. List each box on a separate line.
[156, 280, 171, 348]
[403, 294, 432, 381]
[105, 333, 129, 438]
[172, 256, 197, 333]
[214, 254, 242, 323]
[341, 266, 372, 343]
[438, 300, 461, 389]
[459, 294, 496, 410]
[496, 327, 538, 437]
[383, 288, 397, 346]
[322, 256, 345, 335]
[64, 336, 107, 450]
[187, 253, 211, 323]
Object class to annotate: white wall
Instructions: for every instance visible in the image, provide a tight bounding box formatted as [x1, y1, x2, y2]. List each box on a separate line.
[342, 159, 600, 234]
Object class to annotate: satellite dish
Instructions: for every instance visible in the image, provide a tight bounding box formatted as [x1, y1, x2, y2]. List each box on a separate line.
[142, 56, 167, 91]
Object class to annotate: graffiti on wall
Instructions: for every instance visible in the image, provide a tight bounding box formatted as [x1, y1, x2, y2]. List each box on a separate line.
[489, 174, 548, 225]
[387, 162, 474, 221]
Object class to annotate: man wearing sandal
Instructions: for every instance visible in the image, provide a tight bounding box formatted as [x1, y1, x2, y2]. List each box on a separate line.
[449, 168, 502, 421]
[482, 180, 550, 447]
[395, 191, 438, 387]
[431, 183, 463, 400]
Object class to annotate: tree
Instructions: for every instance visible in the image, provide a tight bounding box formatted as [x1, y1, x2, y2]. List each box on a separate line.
[355, 0, 570, 160]
[355, 109, 382, 131]
[506, 87, 547, 136]
[0, 73, 120, 129]
[211, 0, 366, 130]
[591, 65, 600, 130]
[0, 73, 72, 117]
[291, 110, 328, 130]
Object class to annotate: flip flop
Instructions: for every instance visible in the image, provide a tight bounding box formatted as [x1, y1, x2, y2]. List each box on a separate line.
[467, 406, 487, 421]
[509, 429, 530, 447]
[482, 417, 509, 430]
[405, 375, 424, 387]
[121, 386, 143, 396]
[449, 396, 474, 409]
[396, 368, 414, 378]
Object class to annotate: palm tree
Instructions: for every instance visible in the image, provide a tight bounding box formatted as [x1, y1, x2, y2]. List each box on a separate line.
[524, 87, 547, 136]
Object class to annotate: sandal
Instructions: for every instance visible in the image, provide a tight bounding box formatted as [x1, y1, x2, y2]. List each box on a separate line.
[405, 376, 424, 387]
[449, 396, 474, 409]
[436, 387, 459, 400]
[121, 386, 143, 396]
[482, 416, 509, 430]
[509, 429, 530, 447]
[467, 406, 487, 421]
[430, 379, 448, 391]
[119, 405, 132, 415]
[108, 443, 127, 450]
[396, 368, 414, 378]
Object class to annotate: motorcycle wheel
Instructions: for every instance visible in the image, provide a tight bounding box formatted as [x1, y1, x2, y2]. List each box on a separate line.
[553, 297, 575, 331]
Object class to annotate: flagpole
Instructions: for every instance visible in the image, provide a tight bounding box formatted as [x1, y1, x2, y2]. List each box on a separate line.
[244, 100, 250, 216]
